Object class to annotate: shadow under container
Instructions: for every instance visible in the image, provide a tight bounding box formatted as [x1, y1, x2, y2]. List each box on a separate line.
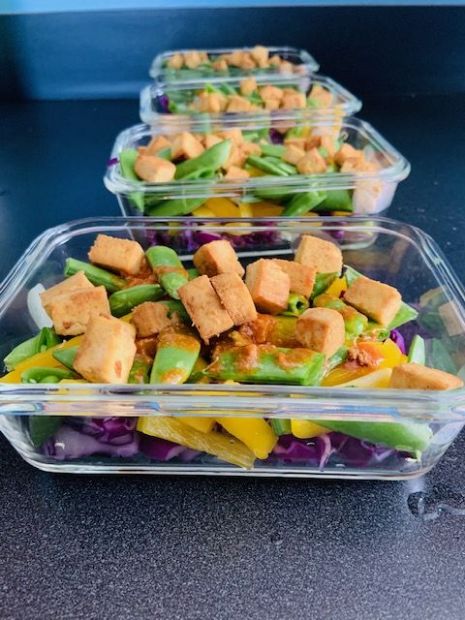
[140, 74, 362, 123]
[104, 117, 410, 230]
[149, 46, 319, 84]
[0, 217, 464, 479]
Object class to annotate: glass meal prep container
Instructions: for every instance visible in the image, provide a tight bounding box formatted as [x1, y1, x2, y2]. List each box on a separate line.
[149, 46, 319, 84]
[0, 216, 464, 479]
[104, 116, 410, 226]
[139, 74, 362, 124]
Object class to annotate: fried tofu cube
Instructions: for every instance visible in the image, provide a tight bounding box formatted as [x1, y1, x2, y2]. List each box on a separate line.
[343, 276, 402, 326]
[320, 135, 337, 159]
[220, 128, 244, 146]
[296, 307, 345, 357]
[279, 60, 294, 74]
[264, 99, 281, 111]
[245, 259, 290, 315]
[284, 136, 307, 150]
[195, 92, 226, 114]
[283, 144, 306, 165]
[73, 314, 136, 384]
[134, 155, 176, 183]
[308, 84, 334, 108]
[211, 272, 257, 326]
[212, 58, 228, 72]
[281, 91, 306, 110]
[184, 51, 203, 69]
[227, 50, 245, 67]
[239, 53, 256, 70]
[223, 144, 246, 170]
[295, 235, 343, 274]
[224, 166, 250, 180]
[390, 363, 464, 391]
[269, 54, 281, 67]
[272, 259, 316, 297]
[296, 148, 327, 174]
[250, 45, 269, 68]
[240, 77, 257, 96]
[193, 240, 245, 277]
[131, 301, 181, 338]
[205, 133, 224, 149]
[88, 234, 145, 275]
[226, 96, 253, 114]
[146, 135, 171, 155]
[40, 272, 93, 314]
[259, 85, 283, 102]
[179, 276, 233, 343]
[48, 286, 110, 336]
[167, 53, 184, 70]
[240, 141, 261, 157]
[334, 143, 363, 167]
[171, 131, 204, 160]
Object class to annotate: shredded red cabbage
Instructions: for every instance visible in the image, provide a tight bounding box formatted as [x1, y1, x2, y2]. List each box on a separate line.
[43, 425, 139, 460]
[156, 94, 170, 114]
[390, 329, 406, 355]
[269, 128, 284, 144]
[68, 416, 137, 446]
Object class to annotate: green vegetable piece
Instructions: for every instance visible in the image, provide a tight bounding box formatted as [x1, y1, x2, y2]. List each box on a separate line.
[128, 357, 151, 384]
[187, 267, 200, 280]
[109, 284, 164, 317]
[159, 300, 190, 323]
[282, 293, 309, 317]
[146, 197, 206, 216]
[253, 186, 293, 201]
[246, 155, 294, 177]
[207, 345, 325, 386]
[175, 140, 232, 180]
[311, 272, 338, 299]
[21, 367, 76, 384]
[270, 419, 292, 436]
[430, 339, 457, 374]
[327, 347, 348, 371]
[29, 416, 63, 448]
[157, 147, 172, 160]
[315, 190, 353, 213]
[219, 84, 237, 96]
[145, 246, 188, 300]
[53, 346, 79, 370]
[4, 328, 61, 371]
[64, 258, 126, 293]
[314, 293, 368, 339]
[318, 419, 432, 453]
[260, 144, 285, 158]
[407, 335, 426, 365]
[282, 191, 326, 216]
[150, 329, 201, 384]
[118, 149, 145, 212]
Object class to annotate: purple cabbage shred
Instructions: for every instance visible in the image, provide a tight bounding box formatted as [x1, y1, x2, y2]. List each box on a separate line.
[43, 425, 139, 460]
[157, 94, 170, 113]
[390, 329, 406, 355]
[269, 128, 284, 144]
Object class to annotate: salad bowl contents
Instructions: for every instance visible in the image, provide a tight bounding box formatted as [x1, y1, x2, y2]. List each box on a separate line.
[1, 218, 463, 479]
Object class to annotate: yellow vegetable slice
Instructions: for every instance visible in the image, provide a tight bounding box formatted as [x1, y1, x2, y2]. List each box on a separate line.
[137, 416, 255, 468]
[216, 416, 277, 459]
[192, 206, 215, 218]
[291, 419, 328, 439]
[334, 367, 393, 389]
[325, 276, 347, 298]
[204, 197, 240, 218]
[181, 416, 216, 433]
[251, 201, 284, 217]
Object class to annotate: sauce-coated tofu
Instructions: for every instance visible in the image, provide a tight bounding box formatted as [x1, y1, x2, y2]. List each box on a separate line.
[240, 77, 257, 96]
[146, 135, 171, 155]
[296, 148, 327, 174]
[245, 259, 290, 315]
[296, 307, 345, 357]
[250, 45, 269, 67]
[344, 275, 401, 326]
[74, 314, 136, 384]
[40, 272, 93, 314]
[193, 240, 245, 278]
[205, 134, 223, 149]
[171, 132, 204, 160]
[226, 96, 253, 113]
[272, 259, 316, 297]
[224, 166, 250, 180]
[131, 301, 181, 338]
[179, 276, 234, 343]
[390, 363, 464, 390]
[283, 144, 306, 165]
[134, 155, 176, 183]
[88, 234, 144, 275]
[211, 272, 257, 326]
[259, 85, 283, 101]
[295, 235, 343, 274]
[281, 91, 306, 110]
[48, 286, 110, 336]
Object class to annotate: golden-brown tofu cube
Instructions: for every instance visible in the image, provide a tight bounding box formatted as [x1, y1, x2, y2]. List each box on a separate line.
[205, 133, 224, 149]
[171, 131, 204, 160]
[269, 54, 281, 67]
[245, 259, 290, 315]
[281, 91, 306, 110]
[250, 45, 269, 68]
[195, 92, 226, 114]
[178, 276, 233, 343]
[48, 286, 110, 336]
[223, 144, 246, 170]
[211, 272, 257, 326]
[193, 240, 245, 277]
[283, 136, 307, 150]
[224, 166, 250, 180]
[296, 148, 327, 174]
[308, 84, 334, 108]
[134, 155, 176, 183]
[283, 144, 306, 165]
[264, 99, 281, 111]
[296, 307, 345, 357]
[88, 234, 145, 275]
[73, 314, 136, 384]
[295, 235, 343, 274]
[344, 276, 402, 326]
[390, 363, 464, 391]
[226, 96, 253, 114]
[240, 141, 261, 157]
[279, 60, 294, 74]
[220, 128, 244, 146]
[131, 301, 181, 338]
[40, 272, 93, 314]
[272, 259, 316, 297]
[239, 53, 256, 70]
[212, 58, 228, 72]
[334, 144, 363, 167]
[167, 53, 184, 70]
[259, 85, 283, 102]
[320, 135, 337, 159]
[146, 135, 171, 155]
[240, 77, 257, 96]
[184, 51, 203, 69]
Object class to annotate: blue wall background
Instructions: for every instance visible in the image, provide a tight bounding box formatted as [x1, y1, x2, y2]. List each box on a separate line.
[1, 6, 465, 101]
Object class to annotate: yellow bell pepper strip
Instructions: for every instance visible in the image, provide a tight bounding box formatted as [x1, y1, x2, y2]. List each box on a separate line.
[325, 276, 347, 298]
[251, 202, 283, 217]
[270, 419, 291, 436]
[137, 416, 255, 469]
[332, 367, 393, 388]
[238, 203, 253, 218]
[216, 416, 277, 459]
[291, 419, 328, 439]
[192, 206, 215, 218]
[0, 336, 83, 384]
[181, 416, 216, 433]
[204, 197, 240, 217]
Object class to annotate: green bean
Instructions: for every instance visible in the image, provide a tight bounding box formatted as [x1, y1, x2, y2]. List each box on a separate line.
[219, 84, 237, 96]
[327, 347, 348, 371]
[118, 148, 144, 212]
[146, 197, 207, 217]
[408, 335, 426, 365]
[187, 268, 200, 281]
[314, 189, 353, 213]
[282, 293, 309, 317]
[253, 186, 293, 201]
[311, 272, 338, 300]
[206, 345, 325, 386]
[109, 284, 164, 317]
[157, 147, 172, 161]
[314, 293, 368, 338]
[145, 246, 188, 300]
[53, 346, 79, 370]
[159, 300, 190, 323]
[150, 329, 201, 384]
[270, 419, 291, 436]
[260, 144, 285, 158]
[128, 357, 151, 384]
[282, 191, 327, 216]
[175, 140, 232, 180]
[246, 155, 295, 176]
[21, 367, 76, 384]
[4, 328, 61, 371]
[64, 258, 126, 293]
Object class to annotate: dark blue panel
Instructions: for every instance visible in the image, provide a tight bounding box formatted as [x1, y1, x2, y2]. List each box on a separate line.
[1, 6, 465, 100]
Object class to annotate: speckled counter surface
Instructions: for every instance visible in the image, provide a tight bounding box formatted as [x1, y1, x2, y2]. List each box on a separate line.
[1, 95, 465, 620]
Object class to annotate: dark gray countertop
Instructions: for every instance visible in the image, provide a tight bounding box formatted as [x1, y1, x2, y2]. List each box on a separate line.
[1, 95, 465, 620]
